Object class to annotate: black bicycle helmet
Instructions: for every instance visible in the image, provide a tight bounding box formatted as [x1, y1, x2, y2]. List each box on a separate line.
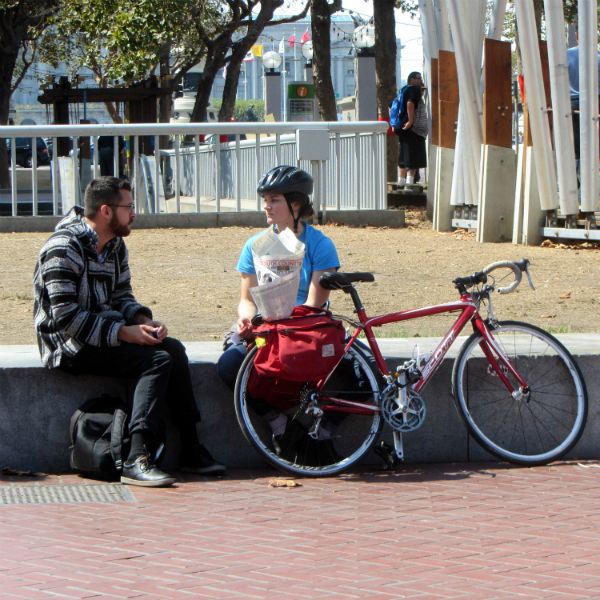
[257, 165, 313, 196]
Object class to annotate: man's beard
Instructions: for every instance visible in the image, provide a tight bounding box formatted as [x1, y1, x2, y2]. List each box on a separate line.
[109, 213, 132, 237]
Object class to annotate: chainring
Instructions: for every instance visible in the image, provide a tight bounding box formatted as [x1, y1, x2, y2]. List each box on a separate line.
[381, 389, 427, 432]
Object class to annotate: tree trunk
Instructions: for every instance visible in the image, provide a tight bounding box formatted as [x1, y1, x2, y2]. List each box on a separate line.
[0, 46, 19, 188]
[374, 0, 398, 183]
[103, 101, 121, 122]
[0, 1, 59, 186]
[220, 47, 246, 121]
[191, 51, 227, 123]
[158, 44, 174, 149]
[190, 33, 232, 122]
[220, 2, 283, 122]
[189, 0, 306, 123]
[310, 0, 339, 121]
[159, 44, 173, 125]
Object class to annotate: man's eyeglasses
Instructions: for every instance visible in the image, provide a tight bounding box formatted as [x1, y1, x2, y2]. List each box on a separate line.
[110, 203, 135, 212]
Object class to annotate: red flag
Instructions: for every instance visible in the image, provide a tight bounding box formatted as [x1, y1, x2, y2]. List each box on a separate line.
[288, 34, 295, 48]
[300, 30, 310, 45]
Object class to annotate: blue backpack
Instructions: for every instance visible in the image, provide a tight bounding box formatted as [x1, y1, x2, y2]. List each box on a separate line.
[389, 86, 408, 131]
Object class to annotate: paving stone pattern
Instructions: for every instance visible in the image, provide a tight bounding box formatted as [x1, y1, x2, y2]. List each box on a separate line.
[1, 462, 600, 599]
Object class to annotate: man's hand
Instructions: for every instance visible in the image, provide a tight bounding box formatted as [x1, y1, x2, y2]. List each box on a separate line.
[118, 323, 164, 345]
[131, 314, 168, 342]
[145, 319, 168, 341]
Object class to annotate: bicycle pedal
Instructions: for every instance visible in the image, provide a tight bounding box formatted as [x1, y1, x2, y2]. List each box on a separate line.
[374, 441, 400, 470]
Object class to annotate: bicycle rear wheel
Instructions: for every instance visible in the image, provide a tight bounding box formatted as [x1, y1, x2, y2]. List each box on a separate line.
[234, 342, 383, 477]
[452, 320, 588, 466]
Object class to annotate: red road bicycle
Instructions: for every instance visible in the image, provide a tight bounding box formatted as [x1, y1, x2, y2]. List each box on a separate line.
[234, 259, 588, 476]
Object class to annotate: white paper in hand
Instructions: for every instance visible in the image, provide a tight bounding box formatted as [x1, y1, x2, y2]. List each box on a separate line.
[250, 227, 305, 319]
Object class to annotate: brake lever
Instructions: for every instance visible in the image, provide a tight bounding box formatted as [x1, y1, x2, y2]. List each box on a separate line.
[524, 267, 535, 290]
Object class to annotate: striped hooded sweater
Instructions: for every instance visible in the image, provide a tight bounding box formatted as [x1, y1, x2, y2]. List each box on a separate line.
[33, 206, 152, 368]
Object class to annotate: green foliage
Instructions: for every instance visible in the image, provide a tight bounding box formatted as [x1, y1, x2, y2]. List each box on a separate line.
[39, 0, 220, 85]
[211, 98, 265, 121]
[395, 0, 418, 16]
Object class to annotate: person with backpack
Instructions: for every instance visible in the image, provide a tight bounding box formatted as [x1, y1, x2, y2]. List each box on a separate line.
[390, 71, 428, 188]
[33, 176, 225, 487]
[216, 165, 340, 460]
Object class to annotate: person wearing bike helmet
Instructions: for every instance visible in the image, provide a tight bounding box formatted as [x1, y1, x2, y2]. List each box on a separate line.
[217, 165, 340, 389]
[217, 166, 340, 463]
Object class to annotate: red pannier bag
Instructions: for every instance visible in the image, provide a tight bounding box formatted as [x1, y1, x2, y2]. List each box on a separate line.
[246, 305, 346, 409]
[246, 369, 310, 410]
[252, 305, 346, 382]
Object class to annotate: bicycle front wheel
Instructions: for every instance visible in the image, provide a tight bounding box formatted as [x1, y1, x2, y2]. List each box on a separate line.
[452, 320, 588, 466]
[234, 342, 383, 477]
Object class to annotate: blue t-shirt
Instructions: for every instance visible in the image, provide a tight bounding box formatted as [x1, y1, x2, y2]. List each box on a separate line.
[567, 46, 600, 103]
[236, 224, 340, 305]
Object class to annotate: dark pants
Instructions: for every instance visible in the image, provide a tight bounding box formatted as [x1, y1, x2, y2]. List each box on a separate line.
[60, 338, 201, 443]
[98, 147, 124, 178]
[398, 128, 427, 170]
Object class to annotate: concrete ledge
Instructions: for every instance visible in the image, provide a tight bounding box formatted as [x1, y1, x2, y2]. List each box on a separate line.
[1, 336, 598, 473]
[0, 209, 404, 233]
[322, 209, 404, 228]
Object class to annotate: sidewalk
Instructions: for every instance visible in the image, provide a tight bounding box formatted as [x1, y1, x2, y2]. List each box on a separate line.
[1, 462, 600, 599]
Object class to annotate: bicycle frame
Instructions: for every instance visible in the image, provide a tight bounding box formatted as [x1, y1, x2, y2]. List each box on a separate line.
[319, 290, 529, 410]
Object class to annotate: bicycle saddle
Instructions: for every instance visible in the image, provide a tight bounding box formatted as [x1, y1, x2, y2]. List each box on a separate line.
[319, 271, 375, 290]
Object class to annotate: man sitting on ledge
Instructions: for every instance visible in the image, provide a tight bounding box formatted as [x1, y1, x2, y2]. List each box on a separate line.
[33, 176, 225, 487]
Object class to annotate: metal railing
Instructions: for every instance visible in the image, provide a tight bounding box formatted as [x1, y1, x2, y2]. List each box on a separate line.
[0, 122, 388, 217]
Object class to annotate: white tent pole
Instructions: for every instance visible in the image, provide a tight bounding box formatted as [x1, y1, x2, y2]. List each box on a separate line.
[488, 0, 507, 40]
[450, 111, 465, 206]
[419, 0, 437, 147]
[434, 0, 452, 52]
[543, 0, 579, 216]
[578, 0, 599, 213]
[419, 0, 439, 62]
[514, 0, 558, 212]
[447, 0, 485, 206]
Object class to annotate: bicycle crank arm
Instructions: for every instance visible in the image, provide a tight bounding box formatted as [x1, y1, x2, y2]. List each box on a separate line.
[393, 431, 404, 461]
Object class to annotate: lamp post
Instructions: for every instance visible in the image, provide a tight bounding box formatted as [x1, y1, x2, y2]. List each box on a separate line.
[301, 40, 314, 83]
[262, 50, 282, 121]
[352, 23, 377, 121]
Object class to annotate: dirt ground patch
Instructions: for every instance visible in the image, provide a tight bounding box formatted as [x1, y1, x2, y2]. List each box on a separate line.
[2, 207, 599, 346]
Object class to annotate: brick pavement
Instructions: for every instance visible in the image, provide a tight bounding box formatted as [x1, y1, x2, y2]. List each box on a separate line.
[1, 462, 600, 599]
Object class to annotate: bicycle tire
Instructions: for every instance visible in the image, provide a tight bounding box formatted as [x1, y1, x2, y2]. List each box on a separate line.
[452, 320, 588, 466]
[234, 341, 383, 476]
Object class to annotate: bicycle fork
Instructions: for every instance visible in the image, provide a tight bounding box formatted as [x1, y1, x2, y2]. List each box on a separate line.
[478, 323, 530, 400]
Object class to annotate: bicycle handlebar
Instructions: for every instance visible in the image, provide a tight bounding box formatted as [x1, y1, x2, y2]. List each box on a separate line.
[453, 258, 534, 295]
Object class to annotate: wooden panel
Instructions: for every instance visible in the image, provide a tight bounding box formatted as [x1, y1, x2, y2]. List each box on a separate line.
[521, 41, 552, 147]
[483, 38, 512, 148]
[539, 40, 554, 140]
[438, 50, 459, 149]
[430, 58, 439, 146]
[539, 41, 552, 108]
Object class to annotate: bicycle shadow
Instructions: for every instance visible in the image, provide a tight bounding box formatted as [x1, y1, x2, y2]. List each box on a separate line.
[337, 462, 502, 484]
[178, 463, 507, 485]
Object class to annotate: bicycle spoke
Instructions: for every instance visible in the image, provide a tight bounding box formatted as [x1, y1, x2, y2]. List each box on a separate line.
[454, 321, 587, 465]
[234, 343, 383, 476]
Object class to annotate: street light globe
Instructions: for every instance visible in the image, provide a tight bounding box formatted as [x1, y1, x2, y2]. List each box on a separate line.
[352, 23, 375, 50]
[301, 40, 313, 62]
[262, 50, 282, 71]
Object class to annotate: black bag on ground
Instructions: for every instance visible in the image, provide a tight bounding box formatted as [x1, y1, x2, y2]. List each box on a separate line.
[69, 394, 129, 480]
